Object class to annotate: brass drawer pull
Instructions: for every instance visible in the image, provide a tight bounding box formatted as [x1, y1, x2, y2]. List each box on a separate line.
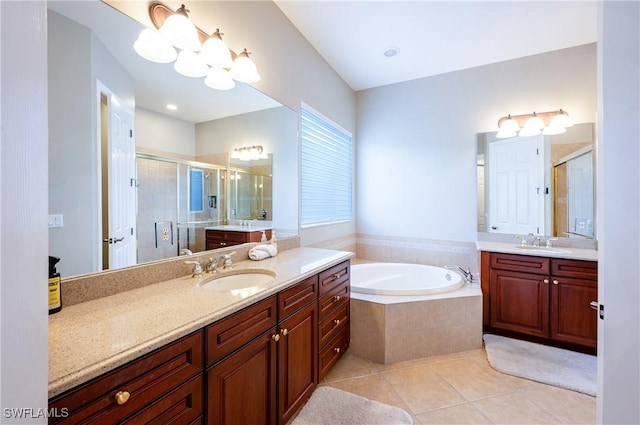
[333, 295, 341, 302]
[552, 279, 559, 285]
[272, 333, 280, 342]
[280, 328, 288, 336]
[543, 278, 549, 284]
[332, 273, 342, 280]
[333, 319, 341, 326]
[334, 347, 340, 354]
[115, 391, 130, 405]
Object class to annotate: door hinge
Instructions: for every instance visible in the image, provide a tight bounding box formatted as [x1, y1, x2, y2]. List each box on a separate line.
[599, 304, 604, 320]
[536, 148, 539, 155]
[129, 129, 133, 138]
[131, 228, 134, 236]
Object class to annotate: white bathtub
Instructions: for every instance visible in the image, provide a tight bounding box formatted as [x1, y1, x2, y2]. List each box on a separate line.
[351, 262, 465, 296]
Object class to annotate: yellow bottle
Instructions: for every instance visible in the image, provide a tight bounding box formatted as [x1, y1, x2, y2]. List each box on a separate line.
[49, 256, 62, 314]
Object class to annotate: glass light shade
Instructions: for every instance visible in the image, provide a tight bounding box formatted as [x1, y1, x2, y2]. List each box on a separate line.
[133, 28, 177, 63]
[230, 51, 260, 83]
[519, 125, 541, 137]
[159, 12, 201, 51]
[174, 50, 208, 78]
[199, 37, 233, 68]
[499, 116, 520, 132]
[550, 110, 574, 128]
[204, 67, 235, 90]
[496, 128, 518, 139]
[542, 124, 567, 135]
[519, 115, 544, 136]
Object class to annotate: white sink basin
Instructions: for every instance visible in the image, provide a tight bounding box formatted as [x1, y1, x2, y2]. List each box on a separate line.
[515, 245, 572, 254]
[199, 270, 276, 296]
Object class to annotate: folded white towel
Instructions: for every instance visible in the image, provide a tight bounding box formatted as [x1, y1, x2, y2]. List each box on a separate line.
[249, 244, 278, 261]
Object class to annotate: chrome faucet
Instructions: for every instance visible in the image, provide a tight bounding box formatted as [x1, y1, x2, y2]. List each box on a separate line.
[207, 251, 236, 273]
[545, 238, 558, 248]
[184, 260, 203, 277]
[445, 265, 473, 283]
[180, 248, 193, 256]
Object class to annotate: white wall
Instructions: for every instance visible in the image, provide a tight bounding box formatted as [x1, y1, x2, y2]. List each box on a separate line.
[136, 107, 196, 158]
[597, 2, 640, 423]
[356, 44, 596, 243]
[1, 1, 49, 422]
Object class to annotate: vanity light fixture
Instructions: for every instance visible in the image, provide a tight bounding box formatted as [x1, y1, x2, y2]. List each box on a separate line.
[133, 2, 260, 90]
[496, 109, 574, 139]
[231, 145, 269, 161]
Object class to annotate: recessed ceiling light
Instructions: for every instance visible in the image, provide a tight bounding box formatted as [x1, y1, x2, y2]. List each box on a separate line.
[166, 104, 177, 111]
[384, 47, 400, 57]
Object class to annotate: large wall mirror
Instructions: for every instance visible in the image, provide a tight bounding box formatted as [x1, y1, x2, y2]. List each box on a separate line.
[47, 1, 298, 278]
[477, 123, 595, 240]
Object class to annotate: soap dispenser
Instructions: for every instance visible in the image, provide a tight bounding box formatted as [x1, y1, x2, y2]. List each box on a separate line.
[260, 230, 267, 243]
[49, 256, 62, 314]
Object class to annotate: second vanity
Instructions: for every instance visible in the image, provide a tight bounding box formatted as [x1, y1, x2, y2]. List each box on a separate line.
[478, 241, 598, 354]
[48, 247, 352, 424]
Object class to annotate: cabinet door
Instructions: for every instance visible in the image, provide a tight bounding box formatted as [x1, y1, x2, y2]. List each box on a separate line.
[490, 269, 549, 338]
[207, 329, 278, 425]
[550, 276, 598, 348]
[278, 301, 318, 424]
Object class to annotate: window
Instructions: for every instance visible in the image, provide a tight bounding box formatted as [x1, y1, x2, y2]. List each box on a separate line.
[300, 104, 353, 227]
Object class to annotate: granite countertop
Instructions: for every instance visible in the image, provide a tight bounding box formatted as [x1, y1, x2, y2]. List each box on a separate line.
[204, 224, 271, 232]
[48, 247, 353, 398]
[476, 241, 598, 261]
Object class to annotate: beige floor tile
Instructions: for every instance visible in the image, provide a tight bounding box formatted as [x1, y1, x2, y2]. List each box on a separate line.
[431, 358, 522, 400]
[324, 353, 379, 382]
[461, 348, 490, 364]
[329, 373, 412, 413]
[473, 392, 563, 424]
[416, 403, 494, 425]
[383, 365, 466, 414]
[525, 385, 597, 424]
[376, 351, 468, 372]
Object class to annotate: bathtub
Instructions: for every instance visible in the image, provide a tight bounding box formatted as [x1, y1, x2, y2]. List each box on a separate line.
[349, 262, 482, 364]
[351, 262, 465, 296]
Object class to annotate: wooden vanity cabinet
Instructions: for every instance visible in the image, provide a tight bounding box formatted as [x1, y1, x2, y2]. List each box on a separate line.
[205, 229, 271, 249]
[317, 260, 351, 380]
[48, 332, 204, 425]
[482, 252, 597, 351]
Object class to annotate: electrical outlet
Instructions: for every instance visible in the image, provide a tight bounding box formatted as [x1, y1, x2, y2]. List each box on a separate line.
[48, 214, 64, 228]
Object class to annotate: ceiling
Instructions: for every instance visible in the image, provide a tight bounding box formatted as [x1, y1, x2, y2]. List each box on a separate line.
[274, 1, 598, 91]
[48, 1, 598, 123]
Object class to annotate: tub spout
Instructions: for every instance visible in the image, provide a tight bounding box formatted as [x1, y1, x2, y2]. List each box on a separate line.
[445, 265, 473, 283]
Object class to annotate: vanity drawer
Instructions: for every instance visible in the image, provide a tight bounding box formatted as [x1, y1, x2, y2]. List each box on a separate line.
[318, 280, 350, 319]
[318, 260, 350, 295]
[206, 296, 277, 366]
[318, 325, 350, 380]
[121, 375, 203, 425]
[490, 252, 550, 275]
[318, 299, 349, 348]
[278, 275, 319, 320]
[551, 258, 597, 280]
[48, 331, 203, 425]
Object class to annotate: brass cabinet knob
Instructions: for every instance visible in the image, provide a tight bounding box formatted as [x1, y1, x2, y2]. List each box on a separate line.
[332, 273, 342, 280]
[553, 279, 559, 285]
[333, 319, 341, 326]
[280, 328, 288, 336]
[333, 295, 341, 302]
[334, 347, 340, 353]
[272, 334, 280, 342]
[115, 390, 130, 405]
[543, 278, 549, 284]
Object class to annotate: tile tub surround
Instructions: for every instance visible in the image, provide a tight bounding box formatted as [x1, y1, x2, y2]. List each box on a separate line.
[48, 246, 350, 398]
[61, 235, 300, 306]
[350, 287, 483, 364]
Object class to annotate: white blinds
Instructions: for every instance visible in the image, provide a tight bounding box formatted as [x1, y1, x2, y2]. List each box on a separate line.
[300, 105, 353, 226]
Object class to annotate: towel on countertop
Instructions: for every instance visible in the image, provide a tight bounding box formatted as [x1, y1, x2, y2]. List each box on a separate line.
[249, 244, 278, 261]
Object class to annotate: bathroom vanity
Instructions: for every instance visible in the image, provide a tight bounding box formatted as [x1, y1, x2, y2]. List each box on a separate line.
[205, 226, 272, 249]
[47, 248, 351, 424]
[478, 242, 598, 353]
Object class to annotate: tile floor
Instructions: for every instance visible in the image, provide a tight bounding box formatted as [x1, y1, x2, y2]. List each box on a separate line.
[320, 349, 596, 424]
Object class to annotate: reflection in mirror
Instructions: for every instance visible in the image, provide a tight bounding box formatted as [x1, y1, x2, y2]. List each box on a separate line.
[477, 123, 595, 239]
[228, 155, 273, 221]
[47, 2, 298, 278]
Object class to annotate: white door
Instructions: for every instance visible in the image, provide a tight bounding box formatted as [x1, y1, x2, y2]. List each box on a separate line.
[488, 135, 544, 235]
[106, 94, 136, 269]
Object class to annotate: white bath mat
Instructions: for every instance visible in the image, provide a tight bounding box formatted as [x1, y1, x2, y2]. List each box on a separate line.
[483, 334, 597, 396]
[291, 386, 413, 425]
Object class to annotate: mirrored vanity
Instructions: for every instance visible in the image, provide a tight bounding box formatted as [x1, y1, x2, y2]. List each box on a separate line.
[47, 1, 298, 278]
[477, 122, 595, 242]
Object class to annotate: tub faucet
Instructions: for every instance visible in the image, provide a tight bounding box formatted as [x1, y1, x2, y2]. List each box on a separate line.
[445, 265, 473, 283]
